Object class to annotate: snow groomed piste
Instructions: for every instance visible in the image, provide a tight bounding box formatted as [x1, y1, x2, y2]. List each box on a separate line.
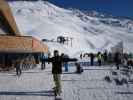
[0, 64, 133, 100]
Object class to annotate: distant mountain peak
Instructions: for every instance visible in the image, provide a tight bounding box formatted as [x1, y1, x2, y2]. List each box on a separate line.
[6, 0, 133, 56]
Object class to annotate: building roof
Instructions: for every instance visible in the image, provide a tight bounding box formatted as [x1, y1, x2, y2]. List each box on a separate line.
[0, 0, 21, 36]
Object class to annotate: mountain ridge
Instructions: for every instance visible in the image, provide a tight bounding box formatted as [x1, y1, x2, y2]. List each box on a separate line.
[7, 0, 133, 56]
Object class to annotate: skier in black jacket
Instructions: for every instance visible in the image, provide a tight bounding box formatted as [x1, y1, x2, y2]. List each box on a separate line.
[114, 52, 121, 70]
[42, 50, 77, 96]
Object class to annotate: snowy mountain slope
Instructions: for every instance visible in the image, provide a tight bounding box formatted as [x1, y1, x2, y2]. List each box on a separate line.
[8, 1, 133, 56]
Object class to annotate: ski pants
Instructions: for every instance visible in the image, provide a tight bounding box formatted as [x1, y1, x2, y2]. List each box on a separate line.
[16, 65, 22, 75]
[64, 63, 68, 72]
[53, 74, 61, 95]
[41, 62, 45, 70]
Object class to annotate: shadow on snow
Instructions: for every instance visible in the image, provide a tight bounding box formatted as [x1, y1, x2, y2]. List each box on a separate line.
[0, 90, 55, 96]
[116, 91, 133, 94]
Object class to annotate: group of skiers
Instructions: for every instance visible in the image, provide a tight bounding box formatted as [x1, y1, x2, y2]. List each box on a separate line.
[14, 49, 133, 97]
[80, 51, 133, 70]
[80, 51, 108, 66]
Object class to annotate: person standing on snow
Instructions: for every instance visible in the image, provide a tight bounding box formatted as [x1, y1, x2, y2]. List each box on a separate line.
[103, 50, 108, 64]
[43, 50, 77, 96]
[61, 53, 69, 72]
[15, 59, 22, 76]
[52, 50, 62, 96]
[90, 53, 95, 66]
[41, 53, 48, 70]
[114, 52, 121, 70]
[97, 52, 102, 66]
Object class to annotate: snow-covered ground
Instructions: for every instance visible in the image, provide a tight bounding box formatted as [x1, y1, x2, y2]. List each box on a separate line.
[0, 64, 133, 100]
[7, 1, 133, 57]
[0, 1, 132, 100]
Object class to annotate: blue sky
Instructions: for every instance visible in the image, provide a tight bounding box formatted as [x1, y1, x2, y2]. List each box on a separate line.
[48, 0, 133, 18]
